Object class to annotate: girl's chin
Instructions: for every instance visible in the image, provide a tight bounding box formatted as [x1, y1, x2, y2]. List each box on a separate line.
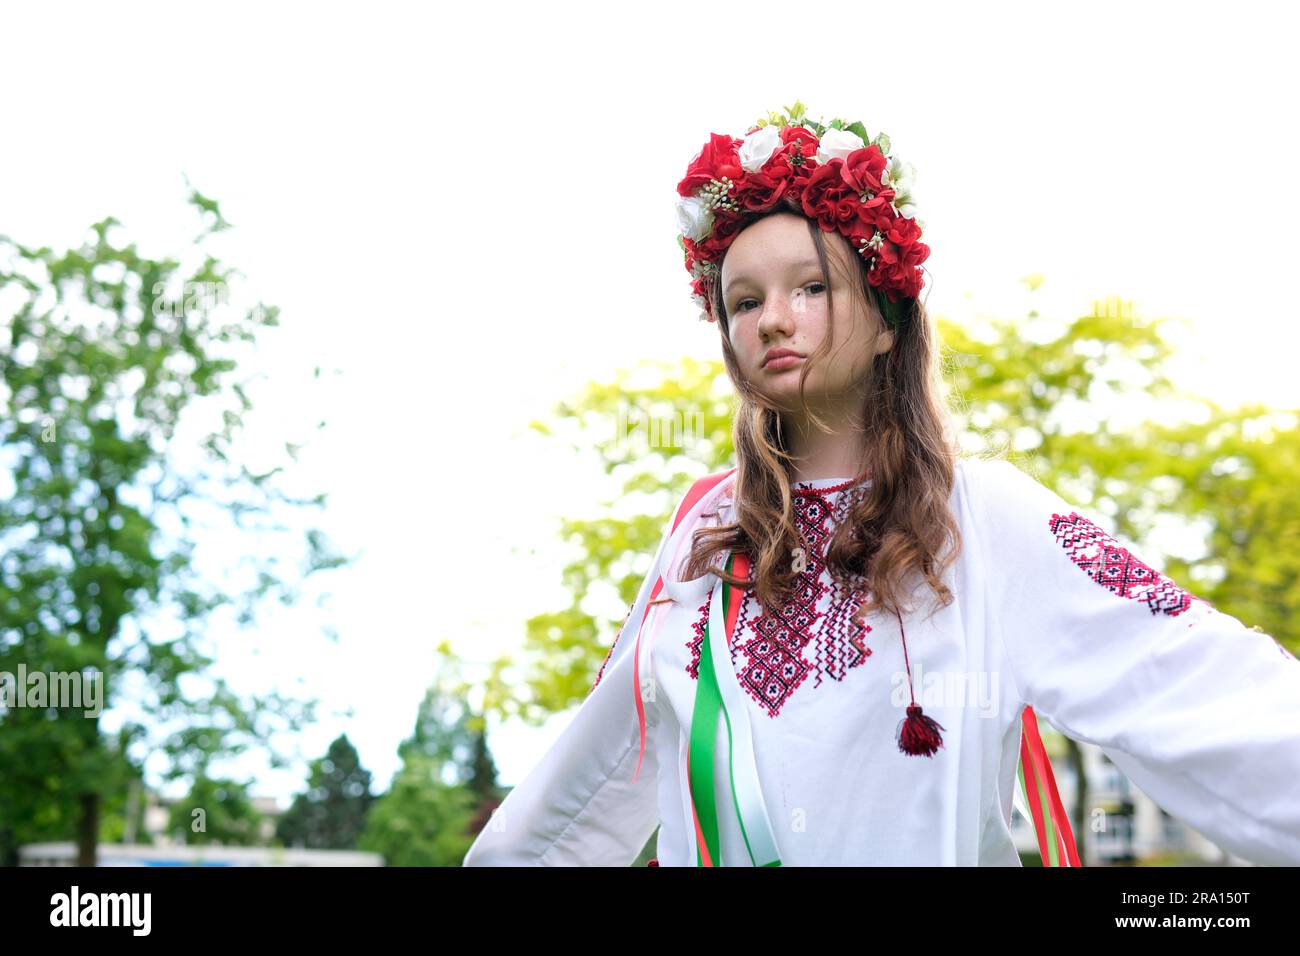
[750, 378, 864, 414]
[752, 383, 822, 412]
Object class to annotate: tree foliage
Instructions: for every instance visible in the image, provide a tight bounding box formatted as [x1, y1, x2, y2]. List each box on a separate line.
[168, 774, 264, 847]
[360, 648, 485, 865]
[275, 734, 374, 850]
[0, 187, 348, 864]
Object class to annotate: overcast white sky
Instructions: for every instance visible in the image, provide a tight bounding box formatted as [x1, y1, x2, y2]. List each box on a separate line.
[2, 0, 1297, 804]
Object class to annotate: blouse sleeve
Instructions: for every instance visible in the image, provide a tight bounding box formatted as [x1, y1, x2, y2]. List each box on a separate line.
[461, 510, 677, 867]
[972, 457, 1300, 865]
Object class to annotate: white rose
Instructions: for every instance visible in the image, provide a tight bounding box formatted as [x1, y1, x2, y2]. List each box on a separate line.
[738, 125, 783, 173]
[675, 195, 714, 242]
[885, 157, 916, 194]
[815, 127, 867, 165]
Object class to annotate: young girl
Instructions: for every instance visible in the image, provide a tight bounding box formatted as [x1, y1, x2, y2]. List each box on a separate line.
[463, 104, 1300, 867]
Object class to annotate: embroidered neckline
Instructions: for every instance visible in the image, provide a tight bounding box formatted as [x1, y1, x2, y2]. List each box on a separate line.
[792, 475, 871, 495]
[685, 481, 874, 715]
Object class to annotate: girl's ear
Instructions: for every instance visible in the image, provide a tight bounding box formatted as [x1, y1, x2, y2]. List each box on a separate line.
[879, 327, 896, 357]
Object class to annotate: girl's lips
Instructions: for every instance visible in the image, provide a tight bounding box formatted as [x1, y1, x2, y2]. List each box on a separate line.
[764, 355, 804, 371]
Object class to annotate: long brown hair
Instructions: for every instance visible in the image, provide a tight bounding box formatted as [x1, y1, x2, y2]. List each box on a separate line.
[676, 197, 963, 627]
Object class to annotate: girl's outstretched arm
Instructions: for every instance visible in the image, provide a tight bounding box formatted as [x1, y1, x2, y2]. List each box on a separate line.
[973, 457, 1300, 865]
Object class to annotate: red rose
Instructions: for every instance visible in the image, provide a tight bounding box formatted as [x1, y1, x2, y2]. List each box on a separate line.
[787, 158, 817, 200]
[868, 241, 927, 299]
[886, 216, 923, 246]
[799, 161, 858, 231]
[677, 133, 744, 197]
[693, 213, 745, 262]
[780, 125, 820, 161]
[841, 145, 888, 196]
[831, 196, 861, 225]
[875, 238, 903, 269]
[841, 216, 876, 251]
[868, 261, 908, 297]
[856, 192, 896, 232]
[738, 162, 795, 211]
[682, 237, 703, 274]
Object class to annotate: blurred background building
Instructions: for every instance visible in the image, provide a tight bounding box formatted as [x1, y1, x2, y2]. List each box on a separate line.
[1009, 740, 1248, 865]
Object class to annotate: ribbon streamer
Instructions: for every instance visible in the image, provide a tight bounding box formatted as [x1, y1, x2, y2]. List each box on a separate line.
[687, 552, 783, 867]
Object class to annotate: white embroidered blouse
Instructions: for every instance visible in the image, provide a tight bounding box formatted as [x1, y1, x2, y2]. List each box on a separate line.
[463, 457, 1300, 866]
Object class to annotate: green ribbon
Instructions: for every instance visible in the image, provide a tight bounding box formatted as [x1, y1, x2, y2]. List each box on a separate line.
[687, 555, 729, 866]
[687, 553, 783, 867]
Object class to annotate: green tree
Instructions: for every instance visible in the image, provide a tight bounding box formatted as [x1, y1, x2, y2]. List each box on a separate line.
[401, 644, 498, 789]
[167, 775, 264, 846]
[0, 186, 348, 865]
[275, 734, 374, 850]
[361, 645, 485, 865]
[359, 754, 478, 867]
[1103, 402, 1300, 645]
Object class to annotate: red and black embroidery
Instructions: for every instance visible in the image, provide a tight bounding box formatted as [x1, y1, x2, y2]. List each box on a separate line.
[685, 482, 874, 717]
[591, 602, 635, 691]
[685, 594, 712, 679]
[820, 563, 874, 686]
[1048, 512, 1201, 617]
[817, 489, 875, 685]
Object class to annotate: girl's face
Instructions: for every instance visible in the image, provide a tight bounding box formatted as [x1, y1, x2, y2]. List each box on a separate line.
[721, 212, 893, 414]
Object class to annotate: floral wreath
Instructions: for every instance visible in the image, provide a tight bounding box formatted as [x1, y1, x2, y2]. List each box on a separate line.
[674, 100, 929, 329]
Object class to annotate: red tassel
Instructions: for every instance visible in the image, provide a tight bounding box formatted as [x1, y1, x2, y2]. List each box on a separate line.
[896, 703, 945, 757]
[891, 606, 945, 757]
[646, 858, 659, 867]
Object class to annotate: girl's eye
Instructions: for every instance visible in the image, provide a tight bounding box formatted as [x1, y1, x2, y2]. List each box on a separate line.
[733, 283, 825, 315]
